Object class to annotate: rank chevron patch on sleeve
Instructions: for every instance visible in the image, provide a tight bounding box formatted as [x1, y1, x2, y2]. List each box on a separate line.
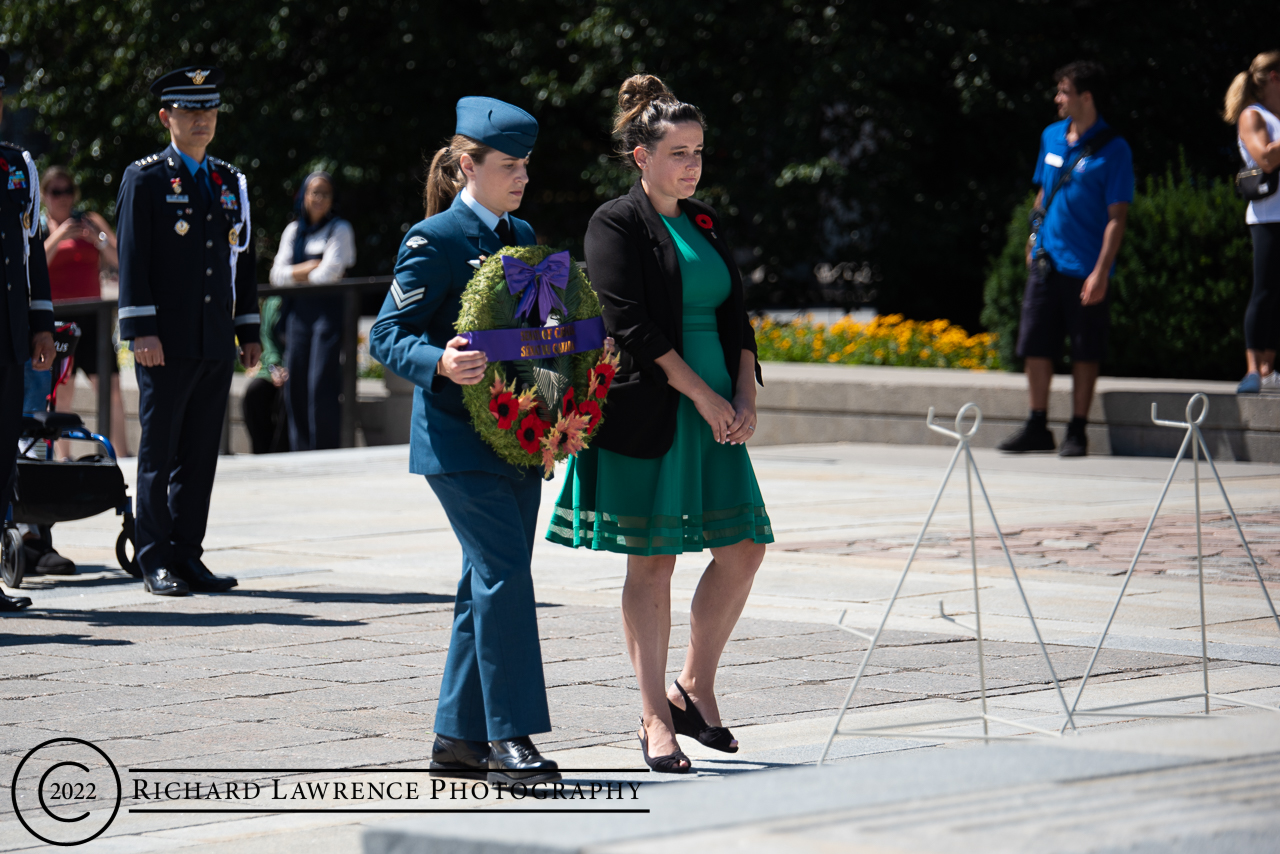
[390, 278, 425, 310]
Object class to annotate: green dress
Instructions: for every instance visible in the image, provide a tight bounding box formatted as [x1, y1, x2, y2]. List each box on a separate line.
[546, 212, 774, 555]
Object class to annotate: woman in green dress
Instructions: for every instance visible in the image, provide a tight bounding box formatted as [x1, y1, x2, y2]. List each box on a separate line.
[547, 75, 773, 773]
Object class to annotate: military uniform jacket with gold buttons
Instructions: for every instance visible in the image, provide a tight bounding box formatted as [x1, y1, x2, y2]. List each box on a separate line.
[116, 143, 259, 359]
[0, 141, 55, 364]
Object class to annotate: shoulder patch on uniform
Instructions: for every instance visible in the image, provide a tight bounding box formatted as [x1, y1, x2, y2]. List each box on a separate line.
[133, 152, 166, 169]
[405, 236, 428, 249]
[0, 140, 23, 152]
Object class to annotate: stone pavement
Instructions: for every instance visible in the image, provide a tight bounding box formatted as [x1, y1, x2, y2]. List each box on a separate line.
[1, 441, 1278, 852]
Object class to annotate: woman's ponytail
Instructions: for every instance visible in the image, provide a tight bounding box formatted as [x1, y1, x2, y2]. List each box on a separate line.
[422, 135, 495, 218]
[1224, 50, 1280, 124]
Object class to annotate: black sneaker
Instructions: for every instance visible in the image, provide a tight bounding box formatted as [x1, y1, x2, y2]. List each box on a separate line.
[996, 421, 1056, 453]
[1059, 426, 1088, 457]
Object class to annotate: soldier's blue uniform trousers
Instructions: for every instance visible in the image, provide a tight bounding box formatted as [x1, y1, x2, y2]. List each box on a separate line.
[427, 470, 548, 742]
[133, 358, 234, 573]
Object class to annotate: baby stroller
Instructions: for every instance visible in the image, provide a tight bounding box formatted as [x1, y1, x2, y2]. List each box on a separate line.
[0, 321, 137, 589]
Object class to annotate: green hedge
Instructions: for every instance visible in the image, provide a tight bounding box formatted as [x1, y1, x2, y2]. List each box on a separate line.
[981, 165, 1254, 380]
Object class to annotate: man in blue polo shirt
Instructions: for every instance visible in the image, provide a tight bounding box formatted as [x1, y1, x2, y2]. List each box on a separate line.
[999, 61, 1134, 457]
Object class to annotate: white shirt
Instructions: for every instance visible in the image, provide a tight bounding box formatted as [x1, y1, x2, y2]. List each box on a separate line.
[460, 187, 510, 236]
[269, 218, 357, 285]
[1240, 104, 1280, 225]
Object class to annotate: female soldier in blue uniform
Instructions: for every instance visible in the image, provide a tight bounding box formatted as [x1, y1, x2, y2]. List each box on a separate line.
[369, 97, 559, 784]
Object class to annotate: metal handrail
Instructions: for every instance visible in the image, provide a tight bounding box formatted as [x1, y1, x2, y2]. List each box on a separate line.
[53, 276, 394, 450]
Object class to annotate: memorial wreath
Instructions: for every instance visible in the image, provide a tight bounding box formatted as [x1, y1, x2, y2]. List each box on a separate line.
[456, 245, 618, 477]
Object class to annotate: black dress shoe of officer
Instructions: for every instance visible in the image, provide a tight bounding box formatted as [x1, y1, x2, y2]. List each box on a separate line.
[177, 558, 238, 593]
[430, 735, 490, 779]
[0, 591, 32, 611]
[142, 567, 189, 597]
[488, 736, 561, 785]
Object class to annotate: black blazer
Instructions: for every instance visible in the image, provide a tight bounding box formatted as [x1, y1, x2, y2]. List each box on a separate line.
[585, 180, 761, 459]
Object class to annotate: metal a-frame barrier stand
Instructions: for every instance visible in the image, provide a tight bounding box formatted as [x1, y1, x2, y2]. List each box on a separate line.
[818, 404, 1076, 765]
[1063, 394, 1280, 728]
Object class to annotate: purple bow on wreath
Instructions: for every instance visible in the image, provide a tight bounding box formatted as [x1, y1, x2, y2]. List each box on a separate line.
[502, 251, 570, 324]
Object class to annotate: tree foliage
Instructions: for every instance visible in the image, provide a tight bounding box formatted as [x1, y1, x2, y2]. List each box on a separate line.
[0, 0, 1270, 328]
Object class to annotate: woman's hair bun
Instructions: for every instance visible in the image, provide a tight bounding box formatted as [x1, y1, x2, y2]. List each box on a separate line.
[614, 74, 675, 132]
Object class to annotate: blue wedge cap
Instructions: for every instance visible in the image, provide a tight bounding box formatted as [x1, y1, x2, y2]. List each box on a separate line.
[455, 96, 538, 158]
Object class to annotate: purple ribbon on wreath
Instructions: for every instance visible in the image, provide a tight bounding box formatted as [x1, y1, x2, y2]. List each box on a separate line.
[503, 251, 570, 324]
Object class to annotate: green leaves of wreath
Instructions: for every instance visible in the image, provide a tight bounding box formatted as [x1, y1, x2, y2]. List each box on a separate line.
[456, 245, 607, 471]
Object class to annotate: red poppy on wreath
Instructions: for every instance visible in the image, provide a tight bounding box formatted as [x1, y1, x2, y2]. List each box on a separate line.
[489, 391, 519, 430]
[211, 170, 223, 186]
[561, 386, 576, 417]
[577, 399, 602, 431]
[517, 412, 550, 454]
[695, 214, 714, 230]
[591, 362, 616, 398]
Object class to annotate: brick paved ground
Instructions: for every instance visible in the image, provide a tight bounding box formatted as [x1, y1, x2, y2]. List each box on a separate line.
[0, 585, 1240, 800]
[777, 510, 1280, 584]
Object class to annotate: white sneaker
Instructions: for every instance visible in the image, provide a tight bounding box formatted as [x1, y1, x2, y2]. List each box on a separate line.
[1262, 371, 1280, 391]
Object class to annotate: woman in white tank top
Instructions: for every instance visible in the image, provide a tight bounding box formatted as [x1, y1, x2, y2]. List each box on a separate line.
[1225, 52, 1280, 393]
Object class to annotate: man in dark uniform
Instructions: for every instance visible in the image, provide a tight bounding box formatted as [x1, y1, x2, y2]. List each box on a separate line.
[116, 66, 260, 597]
[0, 50, 57, 612]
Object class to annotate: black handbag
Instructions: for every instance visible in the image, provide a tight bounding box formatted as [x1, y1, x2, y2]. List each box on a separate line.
[1236, 164, 1278, 201]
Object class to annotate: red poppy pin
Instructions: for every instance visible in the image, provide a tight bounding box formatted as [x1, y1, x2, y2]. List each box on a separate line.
[0, 158, 8, 173]
[695, 214, 714, 230]
[211, 170, 223, 186]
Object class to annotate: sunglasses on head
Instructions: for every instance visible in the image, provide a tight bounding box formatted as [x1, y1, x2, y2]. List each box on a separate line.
[47, 187, 75, 198]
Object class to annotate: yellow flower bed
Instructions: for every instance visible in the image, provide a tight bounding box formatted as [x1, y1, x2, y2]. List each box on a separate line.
[752, 314, 1001, 370]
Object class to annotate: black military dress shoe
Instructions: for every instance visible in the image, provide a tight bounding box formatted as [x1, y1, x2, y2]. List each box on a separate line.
[0, 591, 32, 611]
[430, 735, 490, 779]
[488, 736, 560, 785]
[177, 558, 238, 593]
[142, 567, 189, 597]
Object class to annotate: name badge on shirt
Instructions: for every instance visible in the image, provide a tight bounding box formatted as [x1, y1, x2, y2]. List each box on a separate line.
[1044, 152, 1064, 168]
[166, 194, 190, 203]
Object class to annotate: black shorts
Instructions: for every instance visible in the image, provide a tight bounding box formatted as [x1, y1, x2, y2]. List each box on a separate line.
[1015, 262, 1110, 363]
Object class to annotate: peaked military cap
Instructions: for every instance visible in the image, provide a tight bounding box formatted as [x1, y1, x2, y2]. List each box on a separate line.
[455, 96, 538, 158]
[150, 66, 225, 109]
[0, 49, 8, 90]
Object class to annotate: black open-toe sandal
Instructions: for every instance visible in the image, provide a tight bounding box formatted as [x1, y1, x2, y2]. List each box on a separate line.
[668, 680, 738, 753]
[638, 719, 692, 774]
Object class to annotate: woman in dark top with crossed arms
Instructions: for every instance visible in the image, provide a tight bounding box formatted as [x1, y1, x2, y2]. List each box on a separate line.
[547, 75, 773, 773]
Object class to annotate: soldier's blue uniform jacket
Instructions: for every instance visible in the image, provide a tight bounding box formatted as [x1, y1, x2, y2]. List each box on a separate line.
[370, 193, 536, 477]
[116, 143, 259, 356]
[0, 142, 54, 361]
